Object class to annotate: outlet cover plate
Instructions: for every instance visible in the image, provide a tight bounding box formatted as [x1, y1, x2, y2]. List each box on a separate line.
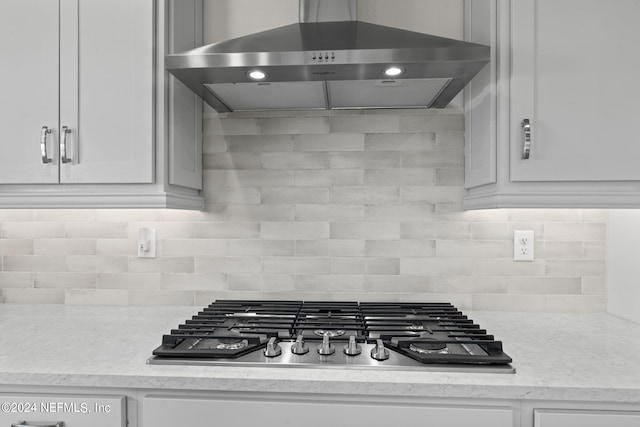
[514, 230, 534, 261]
[137, 227, 157, 258]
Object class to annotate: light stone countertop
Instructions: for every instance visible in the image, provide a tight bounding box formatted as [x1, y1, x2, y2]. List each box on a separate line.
[0, 304, 638, 403]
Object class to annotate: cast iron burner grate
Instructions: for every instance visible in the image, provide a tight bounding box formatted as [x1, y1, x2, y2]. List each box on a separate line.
[149, 300, 515, 373]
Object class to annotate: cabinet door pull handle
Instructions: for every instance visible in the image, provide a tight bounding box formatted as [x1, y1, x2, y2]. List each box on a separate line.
[521, 119, 532, 159]
[61, 126, 72, 164]
[12, 422, 64, 427]
[40, 126, 53, 164]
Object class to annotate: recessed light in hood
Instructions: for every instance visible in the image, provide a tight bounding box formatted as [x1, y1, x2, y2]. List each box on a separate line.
[166, 0, 490, 112]
[384, 66, 405, 77]
[247, 70, 268, 80]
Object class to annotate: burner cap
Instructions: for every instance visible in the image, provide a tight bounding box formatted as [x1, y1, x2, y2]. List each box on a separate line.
[314, 329, 345, 337]
[409, 341, 449, 355]
[215, 339, 249, 350]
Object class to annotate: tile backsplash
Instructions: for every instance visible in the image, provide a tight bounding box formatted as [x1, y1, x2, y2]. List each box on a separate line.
[0, 109, 606, 311]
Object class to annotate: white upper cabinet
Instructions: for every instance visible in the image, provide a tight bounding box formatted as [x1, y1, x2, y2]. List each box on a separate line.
[0, 0, 152, 185]
[0, 0, 203, 209]
[0, 0, 60, 184]
[59, 0, 154, 184]
[464, 0, 640, 208]
[510, 0, 640, 182]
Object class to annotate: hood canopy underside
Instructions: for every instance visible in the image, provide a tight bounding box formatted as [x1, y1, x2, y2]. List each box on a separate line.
[166, 20, 490, 112]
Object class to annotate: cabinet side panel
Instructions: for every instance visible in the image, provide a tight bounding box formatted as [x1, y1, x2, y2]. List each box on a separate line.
[464, 0, 497, 189]
[168, 0, 203, 190]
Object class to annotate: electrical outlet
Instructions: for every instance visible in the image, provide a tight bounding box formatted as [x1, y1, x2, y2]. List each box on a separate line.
[137, 227, 156, 258]
[514, 230, 534, 261]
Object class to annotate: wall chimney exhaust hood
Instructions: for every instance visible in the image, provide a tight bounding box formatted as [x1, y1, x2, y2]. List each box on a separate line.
[166, 0, 490, 112]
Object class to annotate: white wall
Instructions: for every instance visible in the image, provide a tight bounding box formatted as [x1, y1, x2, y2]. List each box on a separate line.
[607, 210, 640, 323]
[203, 0, 298, 43]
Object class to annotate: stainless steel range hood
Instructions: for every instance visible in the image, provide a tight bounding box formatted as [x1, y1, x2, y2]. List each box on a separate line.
[166, 0, 490, 112]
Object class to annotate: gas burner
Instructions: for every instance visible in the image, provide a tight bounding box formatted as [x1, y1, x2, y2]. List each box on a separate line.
[407, 323, 425, 331]
[215, 339, 249, 350]
[409, 342, 449, 355]
[314, 329, 345, 337]
[234, 323, 259, 328]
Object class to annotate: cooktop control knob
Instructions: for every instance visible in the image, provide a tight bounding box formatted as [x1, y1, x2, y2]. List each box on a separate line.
[370, 339, 389, 361]
[291, 334, 309, 355]
[317, 333, 335, 356]
[343, 335, 362, 356]
[264, 337, 282, 357]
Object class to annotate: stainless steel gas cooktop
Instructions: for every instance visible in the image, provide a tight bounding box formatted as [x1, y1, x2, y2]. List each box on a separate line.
[148, 300, 515, 373]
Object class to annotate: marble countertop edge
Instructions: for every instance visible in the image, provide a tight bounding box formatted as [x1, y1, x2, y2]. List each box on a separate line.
[1, 372, 638, 404]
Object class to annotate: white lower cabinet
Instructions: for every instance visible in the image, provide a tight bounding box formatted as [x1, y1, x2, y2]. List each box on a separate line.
[0, 394, 126, 427]
[534, 409, 640, 427]
[142, 394, 515, 427]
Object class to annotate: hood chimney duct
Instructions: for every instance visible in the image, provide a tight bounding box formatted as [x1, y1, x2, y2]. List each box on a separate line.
[299, 0, 357, 23]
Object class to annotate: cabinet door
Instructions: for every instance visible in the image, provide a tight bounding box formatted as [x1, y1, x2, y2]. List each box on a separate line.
[535, 409, 640, 427]
[59, 0, 154, 184]
[0, 394, 126, 427]
[144, 395, 514, 427]
[0, 0, 60, 184]
[510, 0, 640, 182]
